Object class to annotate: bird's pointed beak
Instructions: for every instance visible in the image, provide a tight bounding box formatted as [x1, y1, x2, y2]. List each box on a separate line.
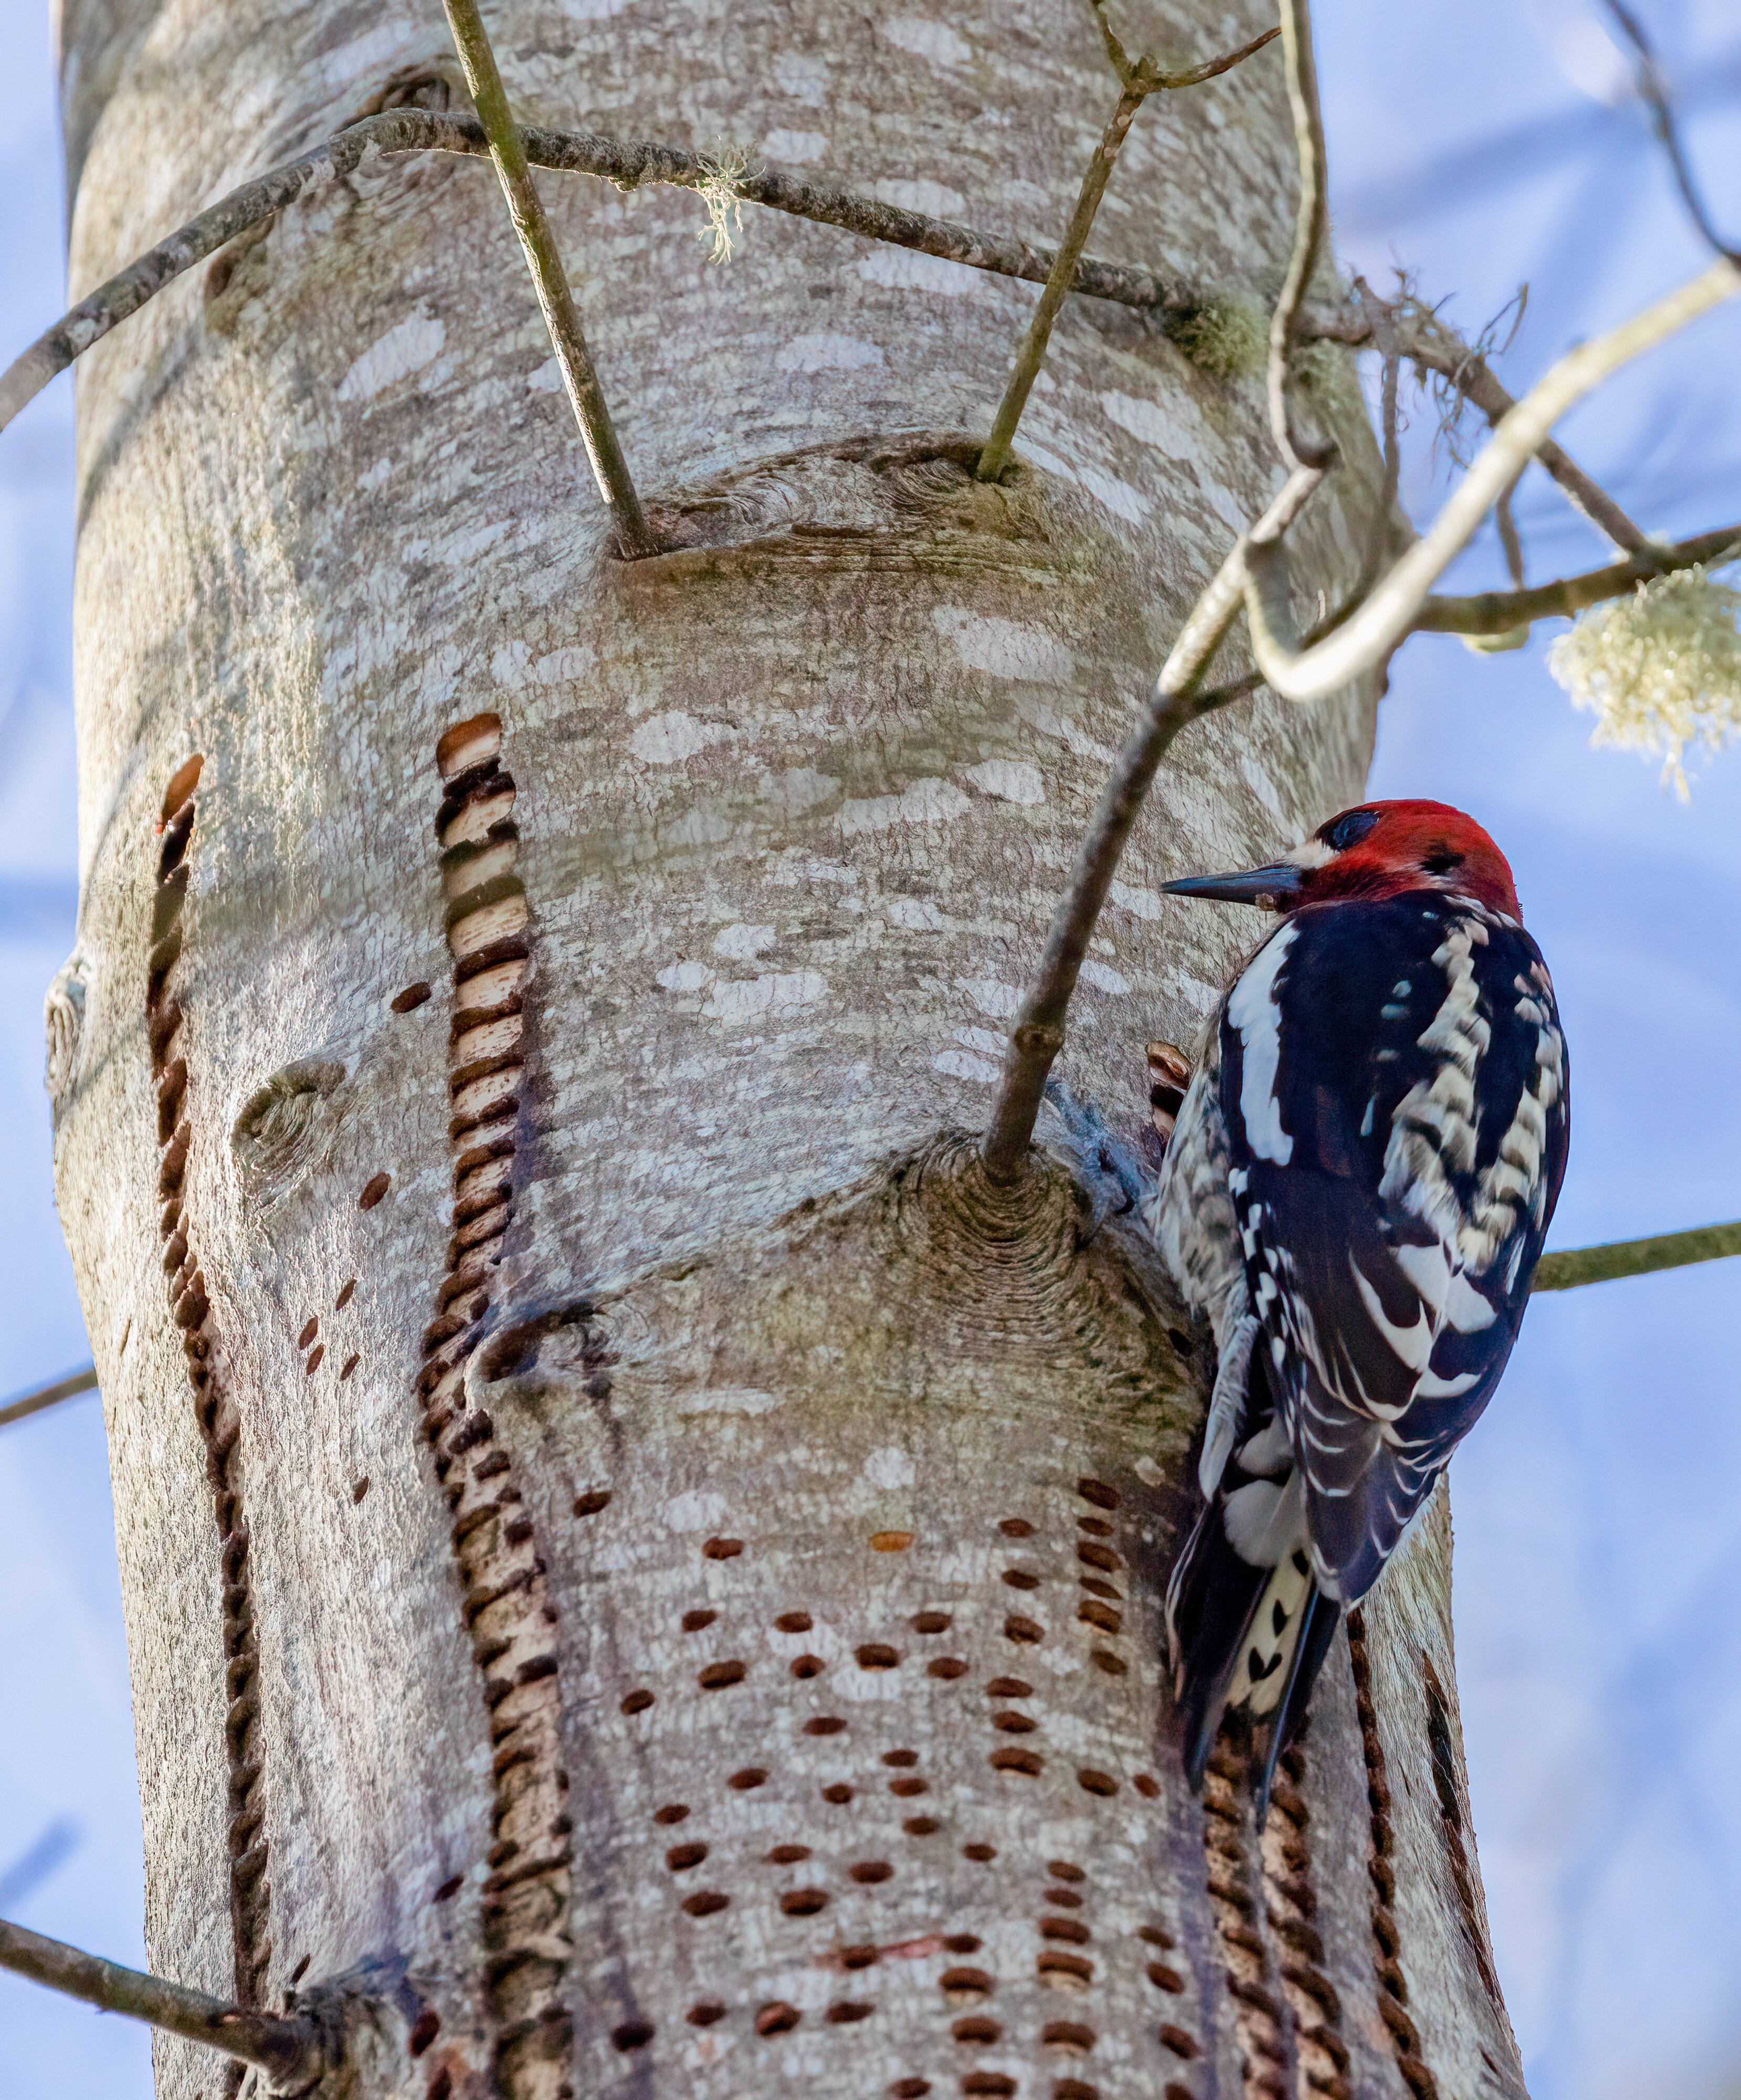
[1160, 861, 1305, 909]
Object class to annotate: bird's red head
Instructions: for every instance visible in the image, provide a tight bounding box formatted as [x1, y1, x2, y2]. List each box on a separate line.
[1162, 799, 1522, 919]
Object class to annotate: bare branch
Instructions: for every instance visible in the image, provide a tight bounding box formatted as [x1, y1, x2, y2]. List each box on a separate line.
[0, 110, 1204, 444]
[1533, 1218, 1741, 1292]
[0, 1916, 325, 2086]
[438, 0, 656, 558]
[1413, 523, 1740, 635]
[1269, 0, 1336, 472]
[980, 466, 1324, 1182]
[976, 80, 1147, 482]
[1243, 260, 1740, 702]
[0, 1363, 97, 1430]
[1599, 0, 1740, 266]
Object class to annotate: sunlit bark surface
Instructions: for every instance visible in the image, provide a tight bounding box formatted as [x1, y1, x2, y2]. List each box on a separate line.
[50, 1, 1525, 2094]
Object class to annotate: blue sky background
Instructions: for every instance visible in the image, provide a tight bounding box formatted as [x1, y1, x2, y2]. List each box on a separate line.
[1, 2, 1737, 2094]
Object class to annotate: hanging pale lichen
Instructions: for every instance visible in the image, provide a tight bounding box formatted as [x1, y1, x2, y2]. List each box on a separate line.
[694, 144, 752, 264]
[1547, 563, 1741, 798]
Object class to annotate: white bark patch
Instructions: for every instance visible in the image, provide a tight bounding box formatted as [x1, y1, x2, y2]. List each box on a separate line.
[856, 249, 982, 296]
[954, 1027, 1007, 1058]
[933, 607, 1075, 685]
[958, 978, 1022, 1018]
[712, 923, 776, 959]
[1240, 755, 1284, 814]
[932, 1050, 999, 1084]
[964, 759, 1045, 804]
[629, 711, 725, 764]
[861, 1445, 916, 1489]
[556, 0, 637, 16]
[318, 24, 416, 86]
[772, 51, 829, 102]
[702, 971, 829, 1022]
[1110, 879, 1165, 920]
[660, 1489, 729, 1533]
[656, 961, 714, 993]
[872, 176, 967, 216]
[1079, 959, 1132, 995]
[1078, 467, 1152, 524]
[933, 1049, 1001, 1083]
[1179, 974, 1226, 1014]
[336, 315, 447, 402]
[532, 645, 597, 685]
[1012, 435, 1081, 484]
[838, 778, 971, 834]
[762, 127, 829, 163]
[1100, 388, 1200, 455]
[887, 896, 946, 931]
[673, 1386, 783, 1417]
[763, 766, 841, 814]
[882, 15, 973, 65]
[774, 332, 885, 373]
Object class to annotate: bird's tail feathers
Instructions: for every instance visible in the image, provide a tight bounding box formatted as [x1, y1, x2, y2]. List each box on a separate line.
[1167, 1477, 1339, 1818]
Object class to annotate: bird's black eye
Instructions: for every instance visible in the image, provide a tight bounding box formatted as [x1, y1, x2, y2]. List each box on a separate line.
[1422, 848, 1463, 875]
[1320, 808, 1381, 853]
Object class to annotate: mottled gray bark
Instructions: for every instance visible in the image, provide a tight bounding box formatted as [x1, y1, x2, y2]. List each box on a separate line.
[48, 2, 1525, 2097]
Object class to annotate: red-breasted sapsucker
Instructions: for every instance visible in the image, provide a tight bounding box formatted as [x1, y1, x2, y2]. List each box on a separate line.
[1146, 799, 1569, 1811]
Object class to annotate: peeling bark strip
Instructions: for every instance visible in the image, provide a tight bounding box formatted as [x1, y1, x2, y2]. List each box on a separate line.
[1259, 1740, 1351, 2100]
[1202, 1748, 1290, 2099]
[145, 757, 273, 2034]
[421, 714, 573, 2100]
[1346, 1611, 1439, 2100]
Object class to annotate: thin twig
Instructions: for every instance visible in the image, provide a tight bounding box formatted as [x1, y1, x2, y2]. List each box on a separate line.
[0, 1916, 325, 2084]
[1352, 339, 1402, 599]
[1268, 0, 1336, 472]
[0, 1363, 97, 1430]
[1494, 482, 1526, 586]
[1388, 303, 1651, 552]
[980, 465, 1324, 1181]
[976, 23, 1281, 482]
[1414, 523, 1740, 635]
[1242, 260, 1740, 702]
[1533, 1218, 1741, 1292]
[438, 0, 655, 557]
[1599, 0, 1740, 266]
[976, 79, 1147, 481]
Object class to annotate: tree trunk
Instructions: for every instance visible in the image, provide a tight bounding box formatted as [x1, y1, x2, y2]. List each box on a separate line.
[48, 3, 1526, 2097]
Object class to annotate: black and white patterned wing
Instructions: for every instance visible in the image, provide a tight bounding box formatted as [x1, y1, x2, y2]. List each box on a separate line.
[1218, 897, 1569, 1601]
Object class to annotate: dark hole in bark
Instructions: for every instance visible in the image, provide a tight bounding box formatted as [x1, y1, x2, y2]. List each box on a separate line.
[1077, 1477, 1120, 1509]
[1077, 1769, 1118, 1797]
[953, 2016, 1000, 2043]
[998, 1518, 1035, 1537]
[911, 1611, 952, 1634]
[654, 1804, 689, 1825]
[775, 1611, 814, 1632]
[683, 1608, 717, 1631]
[928, 1657, 969, 1679]
[610, 2021, 653, 2052]
[849, 1861, 893, 1884]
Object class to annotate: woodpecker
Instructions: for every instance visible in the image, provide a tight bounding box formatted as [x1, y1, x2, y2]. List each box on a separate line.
[1146, 799, 1568, 1810]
